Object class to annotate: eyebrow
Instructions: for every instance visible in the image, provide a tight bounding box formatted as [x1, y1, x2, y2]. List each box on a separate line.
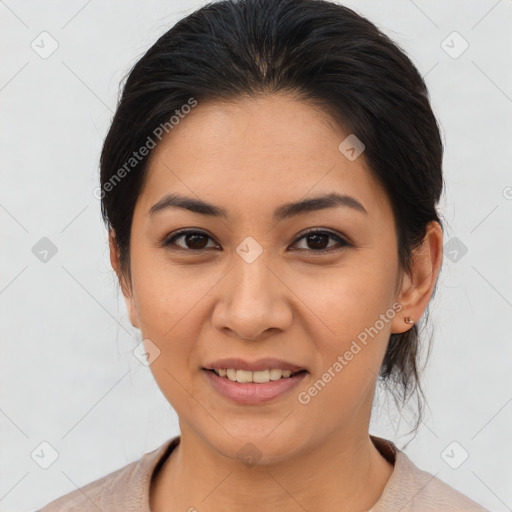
[149, 192, 367, 221]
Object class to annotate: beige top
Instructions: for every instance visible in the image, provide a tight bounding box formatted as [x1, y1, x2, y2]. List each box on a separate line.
[38, 435, 488, 511]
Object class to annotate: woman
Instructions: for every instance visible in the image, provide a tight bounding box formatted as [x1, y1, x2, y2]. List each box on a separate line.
[40, 0, 488, 510]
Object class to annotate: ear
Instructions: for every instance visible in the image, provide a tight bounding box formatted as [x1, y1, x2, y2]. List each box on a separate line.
[391, 221, 443, 334]
[108, 229, 141, 330]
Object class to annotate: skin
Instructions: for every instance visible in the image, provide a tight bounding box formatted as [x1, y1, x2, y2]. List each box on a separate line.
[109, 93, 443, 512]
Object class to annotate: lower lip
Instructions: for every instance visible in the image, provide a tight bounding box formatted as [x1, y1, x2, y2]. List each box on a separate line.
[203, 369, 308, 405]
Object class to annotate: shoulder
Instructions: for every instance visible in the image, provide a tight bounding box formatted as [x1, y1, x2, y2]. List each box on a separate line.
[37, 437, 179, 512]
[370, 436, 489, 512]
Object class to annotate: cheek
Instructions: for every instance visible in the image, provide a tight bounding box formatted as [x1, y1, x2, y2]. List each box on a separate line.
[129, 243, 210, 333]
[128, 233, 399, 418]
[300, 260, 397, 403]
[129, 252, 221, 379]
[130, 261, 212, 409]
[308, 253, 397, 336]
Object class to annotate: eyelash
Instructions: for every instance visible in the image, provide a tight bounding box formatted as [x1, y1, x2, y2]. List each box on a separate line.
[162, 228, 350, 253]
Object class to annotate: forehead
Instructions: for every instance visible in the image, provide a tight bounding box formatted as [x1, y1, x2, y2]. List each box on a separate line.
[136, 94, 390, 220]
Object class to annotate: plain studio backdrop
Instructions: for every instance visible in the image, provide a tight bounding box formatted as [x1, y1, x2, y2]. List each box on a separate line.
[0, 1, 511, 511]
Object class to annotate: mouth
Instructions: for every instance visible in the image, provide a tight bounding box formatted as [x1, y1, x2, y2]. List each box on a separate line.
[202, 367, 307, 383]
[203, 357, 307, 374]
[201, 366, 309, 405]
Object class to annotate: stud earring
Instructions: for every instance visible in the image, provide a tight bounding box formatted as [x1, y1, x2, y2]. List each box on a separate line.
[404, 316, 414, 324]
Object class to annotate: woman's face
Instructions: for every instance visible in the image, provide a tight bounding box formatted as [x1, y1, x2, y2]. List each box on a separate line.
[118, 94, 412, 461]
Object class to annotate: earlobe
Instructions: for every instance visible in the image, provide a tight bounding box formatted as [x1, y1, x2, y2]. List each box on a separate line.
[108, 229, 141, 330]
[124, 294, 141, 330]
[391, 221, 443, 334]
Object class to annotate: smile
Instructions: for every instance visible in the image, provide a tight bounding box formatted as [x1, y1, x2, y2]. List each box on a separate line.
[203, 368, 308, 404]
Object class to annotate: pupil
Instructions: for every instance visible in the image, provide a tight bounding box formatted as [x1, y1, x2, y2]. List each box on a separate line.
[308, 233, 328, 250]
[183, 233, 330, 250]
[187, 234, 207, 249]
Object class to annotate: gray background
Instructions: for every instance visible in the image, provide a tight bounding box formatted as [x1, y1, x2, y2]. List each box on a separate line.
[1, 1, 511, 511]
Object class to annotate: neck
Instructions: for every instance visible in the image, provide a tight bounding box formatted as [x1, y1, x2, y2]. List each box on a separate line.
[150, 425, 394, 512]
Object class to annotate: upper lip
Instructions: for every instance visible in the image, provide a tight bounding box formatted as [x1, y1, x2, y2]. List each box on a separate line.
[203, 358, 307, 373]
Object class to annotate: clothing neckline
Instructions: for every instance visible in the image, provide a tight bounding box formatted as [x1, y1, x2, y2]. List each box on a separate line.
[145, 434, 399, 511]
[370, 434, 397, 465]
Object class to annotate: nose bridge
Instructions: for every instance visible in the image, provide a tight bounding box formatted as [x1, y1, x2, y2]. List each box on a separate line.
[212, 245, 292, 340]
[230, 232, 276, 300]
[233, 248, 273, 299]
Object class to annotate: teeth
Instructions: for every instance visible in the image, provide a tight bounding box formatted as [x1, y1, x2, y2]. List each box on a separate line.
[213, 368, 295, 383]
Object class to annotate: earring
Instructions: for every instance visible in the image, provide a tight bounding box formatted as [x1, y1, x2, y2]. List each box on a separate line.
[404, 316, 414, 325]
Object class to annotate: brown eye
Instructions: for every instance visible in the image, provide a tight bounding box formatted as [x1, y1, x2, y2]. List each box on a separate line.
[163, 229, 349, 253]
[164, 230, 218, 251]
[292, 230, 349, 252]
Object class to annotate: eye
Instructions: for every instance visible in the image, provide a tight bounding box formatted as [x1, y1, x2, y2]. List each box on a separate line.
[290, 229, 349, 252]
[163, 228, 349, 253]
[163, 230, 219, 251]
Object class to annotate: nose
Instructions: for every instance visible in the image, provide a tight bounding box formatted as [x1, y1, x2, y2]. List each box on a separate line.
[211, 256, 293, 341]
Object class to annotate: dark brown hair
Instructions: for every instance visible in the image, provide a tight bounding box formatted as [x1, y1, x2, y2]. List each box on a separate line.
[100, 0, 444, 434]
